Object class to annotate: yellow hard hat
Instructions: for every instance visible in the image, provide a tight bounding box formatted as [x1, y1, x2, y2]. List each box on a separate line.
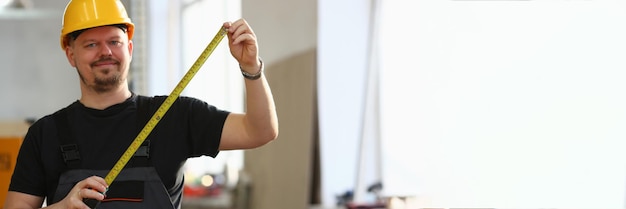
[60, 0, 135, 50]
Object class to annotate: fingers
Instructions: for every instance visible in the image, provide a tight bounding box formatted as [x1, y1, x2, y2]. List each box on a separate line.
[78, 187, 105, 200]
[79, 176, 108, 194]
[225, 19, 257, 45]
[223, 18, 259, 67]
[62, 176, 107, 208]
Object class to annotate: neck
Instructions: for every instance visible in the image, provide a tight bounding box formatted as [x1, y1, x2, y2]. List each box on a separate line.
[79, 84, 132, 110]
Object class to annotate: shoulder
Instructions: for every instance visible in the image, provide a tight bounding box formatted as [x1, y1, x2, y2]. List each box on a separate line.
[136, 95, 203, 105]
[26, 102, 78, 137]
[140, 95, 221, 109]
[134, 95, 230, 119]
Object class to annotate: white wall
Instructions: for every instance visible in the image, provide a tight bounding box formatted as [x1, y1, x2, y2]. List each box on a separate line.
[379, 0, 626, 208]
[0, 0, 75, 121]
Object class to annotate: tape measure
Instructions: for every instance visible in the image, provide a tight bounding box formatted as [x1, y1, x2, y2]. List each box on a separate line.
[104, 26, 227, 185]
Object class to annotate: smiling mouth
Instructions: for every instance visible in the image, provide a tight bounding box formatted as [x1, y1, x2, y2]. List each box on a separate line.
[93, 63, 116, 69]
[93, 62, 118, 67]
[91, 58, 120, 68]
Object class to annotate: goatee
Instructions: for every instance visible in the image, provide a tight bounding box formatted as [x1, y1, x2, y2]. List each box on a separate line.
[93, 74, 123, 93]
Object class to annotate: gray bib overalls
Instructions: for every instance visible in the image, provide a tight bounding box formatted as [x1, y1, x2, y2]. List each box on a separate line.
[51, 97, 178, 209]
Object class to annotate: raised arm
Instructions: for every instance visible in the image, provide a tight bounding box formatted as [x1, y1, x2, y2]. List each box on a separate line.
[218, 19, 279, 150]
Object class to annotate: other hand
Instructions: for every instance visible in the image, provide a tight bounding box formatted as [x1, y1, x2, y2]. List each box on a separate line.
[58, 176, 107, 209]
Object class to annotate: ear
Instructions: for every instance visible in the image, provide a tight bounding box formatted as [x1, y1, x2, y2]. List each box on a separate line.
[128, 40, 134, 60]
[64, 46, 77, 67]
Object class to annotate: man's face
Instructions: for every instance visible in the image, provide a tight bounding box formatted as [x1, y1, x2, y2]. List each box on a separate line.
[65, 26, 133, 93]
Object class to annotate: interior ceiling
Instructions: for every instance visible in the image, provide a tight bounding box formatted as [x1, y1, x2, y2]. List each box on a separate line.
[3, 0, 32, 8]
[0, 0, 57, 20]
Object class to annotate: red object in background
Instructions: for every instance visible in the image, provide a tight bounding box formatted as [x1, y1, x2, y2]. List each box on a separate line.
[183, 184, 209, 197]
[183, 184, 222, 197]
[346, 202, 387, 209]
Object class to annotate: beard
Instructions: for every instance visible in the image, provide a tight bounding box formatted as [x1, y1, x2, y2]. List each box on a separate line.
[93, 73, 122, 92]
[77, 57, 125, 93]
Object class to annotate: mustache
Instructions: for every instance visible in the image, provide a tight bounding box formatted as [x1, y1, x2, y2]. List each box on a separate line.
[91, 57, 120, 67]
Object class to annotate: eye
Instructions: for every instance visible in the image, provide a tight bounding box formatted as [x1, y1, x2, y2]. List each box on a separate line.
[85, 43, 97, 48]
[110, 40, 123, 46]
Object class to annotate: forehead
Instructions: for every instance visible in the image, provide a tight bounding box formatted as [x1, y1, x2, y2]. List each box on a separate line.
[75, 26, 127, 41]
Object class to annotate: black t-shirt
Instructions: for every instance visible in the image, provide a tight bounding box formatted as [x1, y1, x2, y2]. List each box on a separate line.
[8, 94, 230, 205]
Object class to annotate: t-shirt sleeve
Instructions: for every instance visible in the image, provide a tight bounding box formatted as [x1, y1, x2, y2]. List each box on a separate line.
[181, 97, 230, 158]
[8, 121, 47, 197]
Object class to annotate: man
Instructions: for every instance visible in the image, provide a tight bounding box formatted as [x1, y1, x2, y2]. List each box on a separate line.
[3, 0, 278, 208]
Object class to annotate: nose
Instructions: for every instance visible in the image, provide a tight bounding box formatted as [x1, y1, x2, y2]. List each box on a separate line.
[100, 44, 113, 56]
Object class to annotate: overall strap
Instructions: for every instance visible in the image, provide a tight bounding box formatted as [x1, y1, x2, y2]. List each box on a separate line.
[54, 104, 81, 169]
[131, 95, 152, 167]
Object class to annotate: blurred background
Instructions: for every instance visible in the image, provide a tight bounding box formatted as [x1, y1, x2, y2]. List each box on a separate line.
[2, 0, 626, 209]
